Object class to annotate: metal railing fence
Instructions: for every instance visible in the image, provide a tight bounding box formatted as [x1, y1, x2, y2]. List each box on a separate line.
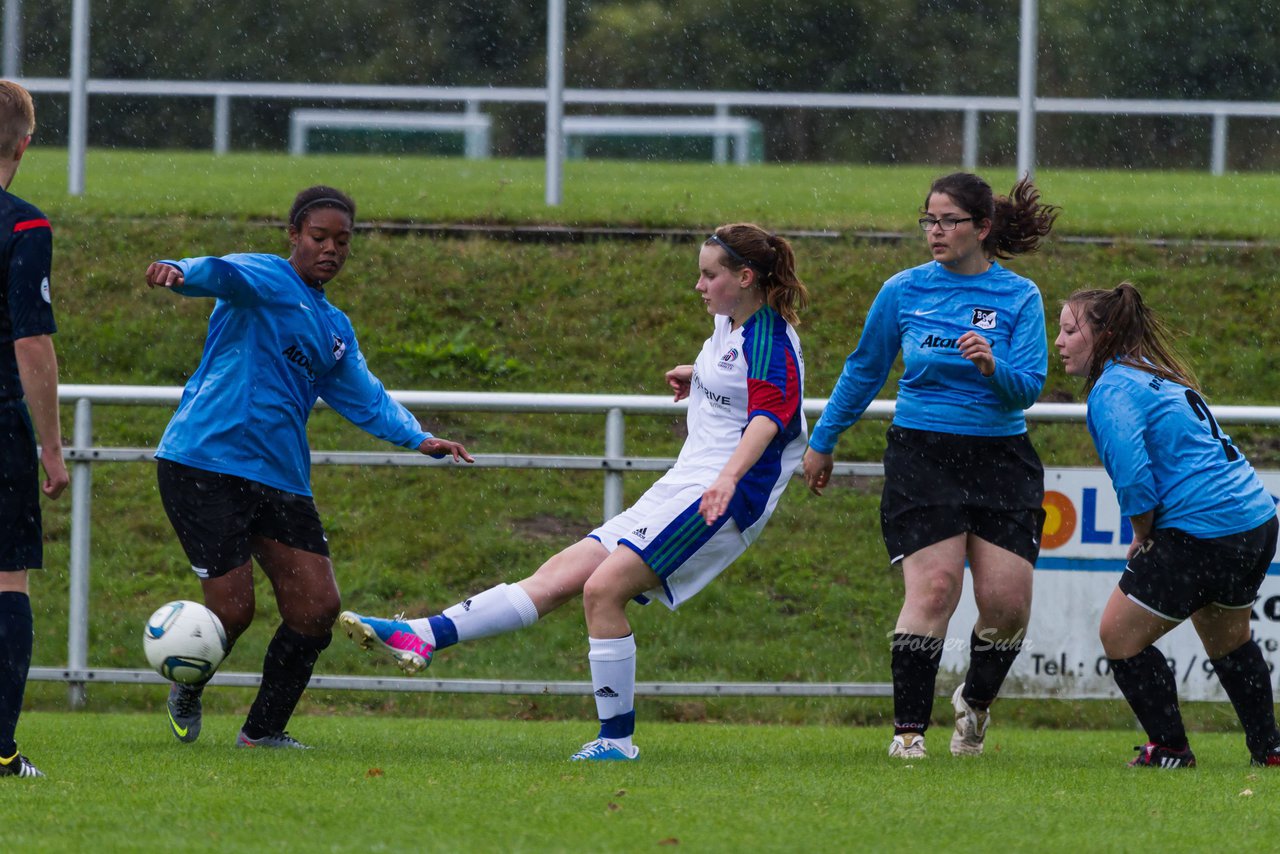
[37, 385, 1280, 707]
[18, 77, 1280, 175]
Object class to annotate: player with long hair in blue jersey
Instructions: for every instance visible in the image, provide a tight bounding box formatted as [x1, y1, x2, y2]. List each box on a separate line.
[341, 223, 808, 761]
[1058, 283, 1280, 769]
[146, 186, 473, 750]
[803, 173, 1059, 760]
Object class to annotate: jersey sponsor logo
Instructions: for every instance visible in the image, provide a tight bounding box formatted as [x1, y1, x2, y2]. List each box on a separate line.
[717, 347, 740, 370]
[282, 343, 317, 382]
[40, 276, 50, 304]
[971, 307, 997, 329]
[920, 334, 960, 350]
[693, 369, 732, 410]
[331, 334, 347, 361]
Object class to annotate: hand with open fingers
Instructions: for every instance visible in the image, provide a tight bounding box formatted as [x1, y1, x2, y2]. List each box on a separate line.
[666, 364, 694, 402]
[699, 475, 736, 525]
[801, 447, 833, 496]
[145, 261, 184, 289]
[418, 437, 475, 463]
[957, 330, 995, 377]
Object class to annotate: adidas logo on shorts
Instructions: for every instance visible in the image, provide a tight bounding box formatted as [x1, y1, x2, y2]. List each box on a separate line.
[631, 527, 648, 539]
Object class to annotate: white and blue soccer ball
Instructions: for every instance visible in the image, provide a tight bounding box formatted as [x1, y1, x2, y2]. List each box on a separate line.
[143, 600, 228, 684]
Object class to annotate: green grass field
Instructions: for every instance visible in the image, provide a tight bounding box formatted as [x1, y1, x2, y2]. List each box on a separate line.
[9, 150, 1280, 848]
[11, 712, 1280, 852]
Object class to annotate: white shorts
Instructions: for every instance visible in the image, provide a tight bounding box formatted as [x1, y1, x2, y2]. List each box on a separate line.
[589, 479, 747, 610]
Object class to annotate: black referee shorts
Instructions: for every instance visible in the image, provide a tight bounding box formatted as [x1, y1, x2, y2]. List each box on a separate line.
[157, 459, 329, 579]
[880, 425, 1046, 565]
[1120, 515, 1279, 622]
[0, 401, 42, 571]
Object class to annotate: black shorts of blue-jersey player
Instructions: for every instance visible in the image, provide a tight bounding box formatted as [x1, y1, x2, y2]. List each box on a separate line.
[1059, 282, 1280, 769]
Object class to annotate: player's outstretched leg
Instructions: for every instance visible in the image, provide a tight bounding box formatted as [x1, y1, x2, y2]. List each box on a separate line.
[341, 583, 540, 674]
[167, 682, 205, 743]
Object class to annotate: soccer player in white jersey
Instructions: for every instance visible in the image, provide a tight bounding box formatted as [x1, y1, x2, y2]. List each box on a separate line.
[1059, 283, 1280, 769]
[341, 223, 808, 760]
[803, 173, 1059, 760]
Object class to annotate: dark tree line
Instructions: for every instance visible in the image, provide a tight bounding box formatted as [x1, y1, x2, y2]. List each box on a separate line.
[19, 0, 1280, 168]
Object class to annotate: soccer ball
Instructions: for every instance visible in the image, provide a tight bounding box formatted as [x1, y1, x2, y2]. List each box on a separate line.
[143, 600, 228, 684]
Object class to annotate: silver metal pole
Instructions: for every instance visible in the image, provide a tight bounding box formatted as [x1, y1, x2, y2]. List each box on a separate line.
[544, 0, 565, 206]
[67, 0, 89, 196]
[67, 398, 92, 709]
[1016, 0, 1038, 179]
[603, 407, 624, 522]
[962, 108, 979, 170]
[713, 101, 729, 165]
[213, 93, 230, 155]
[2, 0, 21, 78]
[1211, 112, 1227, 176]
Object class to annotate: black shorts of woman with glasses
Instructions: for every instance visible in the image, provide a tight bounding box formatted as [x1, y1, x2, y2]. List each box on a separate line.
[802, 173, 1059, 760]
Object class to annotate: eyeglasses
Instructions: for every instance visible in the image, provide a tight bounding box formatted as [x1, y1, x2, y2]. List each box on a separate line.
[918, 216, 974, 232]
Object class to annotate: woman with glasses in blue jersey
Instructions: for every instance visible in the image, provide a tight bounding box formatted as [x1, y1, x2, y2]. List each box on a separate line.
[802, 172, 1058, 760]
[1057, 283, 1280, 770]
[145, 185, 473, 750]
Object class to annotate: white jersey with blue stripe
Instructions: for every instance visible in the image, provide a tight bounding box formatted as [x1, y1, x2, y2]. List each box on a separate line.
[1087, 361, 1275, 537]
[809, 260, 1046, 453]
[658, 306, 806, 543]
[155, 253, 430, 496]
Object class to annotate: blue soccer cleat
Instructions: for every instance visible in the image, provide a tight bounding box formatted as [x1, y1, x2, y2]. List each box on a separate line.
[339, 610, 432, 674]
[569, 738, 639, 762]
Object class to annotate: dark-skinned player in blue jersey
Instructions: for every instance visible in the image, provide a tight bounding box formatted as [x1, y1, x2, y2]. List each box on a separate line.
[146, 186, 472, 749]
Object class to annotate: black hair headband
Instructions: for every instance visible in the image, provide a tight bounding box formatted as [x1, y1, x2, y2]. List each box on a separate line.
[707, 233, 769, 274]
[292, 197, 352, 228]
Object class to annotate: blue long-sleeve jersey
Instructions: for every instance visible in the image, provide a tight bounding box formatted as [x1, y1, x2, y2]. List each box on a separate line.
[809, 260, 1047, 453]
[155, 253, 431, 496]
[1087, 361, 1275, 537]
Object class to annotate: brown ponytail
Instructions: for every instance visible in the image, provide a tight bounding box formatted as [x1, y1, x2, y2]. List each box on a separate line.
[1064, 282, 1198, 393]
[926, 172, 1060, 259]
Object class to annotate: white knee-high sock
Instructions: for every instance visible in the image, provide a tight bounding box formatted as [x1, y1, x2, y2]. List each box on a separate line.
[410, 583, 538, 646]
[588, 634, 637, 747]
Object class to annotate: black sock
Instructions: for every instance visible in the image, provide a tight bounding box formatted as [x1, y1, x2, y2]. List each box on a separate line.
[1109, 646, 1187, 750]
[1210, 640, 1280, 757]
[891, 633, 944, 734]
[0, 592, 32, 757]
[242, 624, 331, 739]
[963, 629, 1023, 711]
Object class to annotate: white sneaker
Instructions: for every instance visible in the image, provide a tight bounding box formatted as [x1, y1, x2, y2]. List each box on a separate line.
[888, 733, 927, 759]
[950, 684, 990, 756]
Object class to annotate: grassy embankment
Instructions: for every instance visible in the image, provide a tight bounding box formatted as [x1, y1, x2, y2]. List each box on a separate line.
[17, 150, 1280, 730]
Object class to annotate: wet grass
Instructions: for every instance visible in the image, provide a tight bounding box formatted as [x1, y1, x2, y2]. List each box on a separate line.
[18, 148, 1280, 239]
[11, 712, 1280, 853]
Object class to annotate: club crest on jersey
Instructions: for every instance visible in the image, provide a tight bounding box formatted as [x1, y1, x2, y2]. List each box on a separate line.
[331, 334, 347, 361]
[717, 347, 740, 370]
[971, 308, 997, 330]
